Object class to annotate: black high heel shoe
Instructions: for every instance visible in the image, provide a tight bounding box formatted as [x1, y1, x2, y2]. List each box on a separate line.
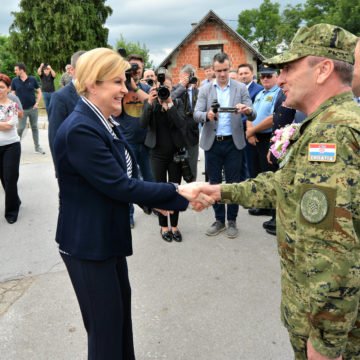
[160, 229, 172, 242]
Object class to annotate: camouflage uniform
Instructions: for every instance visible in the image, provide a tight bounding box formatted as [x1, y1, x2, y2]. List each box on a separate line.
[220, 24, 360, 359]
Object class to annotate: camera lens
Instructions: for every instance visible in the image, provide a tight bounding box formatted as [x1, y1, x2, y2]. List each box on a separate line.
[146, 79, 154, 87]
[157, 86, 170, 101]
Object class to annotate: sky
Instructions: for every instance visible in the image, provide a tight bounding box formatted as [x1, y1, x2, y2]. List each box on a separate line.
[1, 0, 304, 65]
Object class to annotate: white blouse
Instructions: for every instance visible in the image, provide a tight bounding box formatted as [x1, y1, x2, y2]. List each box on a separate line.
[0, 101, 20, 146]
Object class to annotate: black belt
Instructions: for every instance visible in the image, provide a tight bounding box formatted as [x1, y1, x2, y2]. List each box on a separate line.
[215, 135, 232, 141]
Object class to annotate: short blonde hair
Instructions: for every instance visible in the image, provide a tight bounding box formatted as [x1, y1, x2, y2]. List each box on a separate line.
[75, 48, 130, 96]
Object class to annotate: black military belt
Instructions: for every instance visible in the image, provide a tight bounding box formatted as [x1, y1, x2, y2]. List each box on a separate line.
[215, 135, 232, 141]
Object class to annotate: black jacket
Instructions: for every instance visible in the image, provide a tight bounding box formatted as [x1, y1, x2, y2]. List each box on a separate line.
[140, 98, 188, 150]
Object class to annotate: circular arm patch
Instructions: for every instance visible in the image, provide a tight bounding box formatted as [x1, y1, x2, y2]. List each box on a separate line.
[300, 189, 328, 224]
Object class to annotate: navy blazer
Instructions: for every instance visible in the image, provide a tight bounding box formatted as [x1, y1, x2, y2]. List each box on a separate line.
[54, 100, 188, 260]
[48, 82, 79, 159]
[248, 81, 264, 103]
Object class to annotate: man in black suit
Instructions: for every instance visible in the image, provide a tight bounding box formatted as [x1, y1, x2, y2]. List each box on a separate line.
[238, 63, 264, 180]
[48, 50, 86, 162]
[171, 64, 199, 180]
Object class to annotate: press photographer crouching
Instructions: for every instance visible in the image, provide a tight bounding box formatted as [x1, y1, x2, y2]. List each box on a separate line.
[140, 69, 192, 242]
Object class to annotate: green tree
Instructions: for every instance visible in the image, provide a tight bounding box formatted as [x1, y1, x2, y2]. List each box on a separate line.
[115, 35, 153, 69]
[9, 0, 113, 72]
[302, 0, 360, 35]
[0, 35, 17, 77]
[237, 0, 303, 58]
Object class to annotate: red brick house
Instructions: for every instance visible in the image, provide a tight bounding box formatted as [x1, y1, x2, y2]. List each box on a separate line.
[159, 10, 264, 83]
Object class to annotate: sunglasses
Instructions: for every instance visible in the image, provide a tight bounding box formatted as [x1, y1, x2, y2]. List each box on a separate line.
[260, 74, 274, 79]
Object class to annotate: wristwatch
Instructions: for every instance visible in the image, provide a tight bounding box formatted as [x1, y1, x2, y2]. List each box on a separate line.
[167, 102, 174, 110]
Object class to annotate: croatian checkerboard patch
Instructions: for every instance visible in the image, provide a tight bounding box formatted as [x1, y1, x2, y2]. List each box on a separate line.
[308, 143, 336, 162]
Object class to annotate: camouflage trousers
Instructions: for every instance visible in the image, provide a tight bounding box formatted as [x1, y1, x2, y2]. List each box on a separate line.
[288, 332, 360, 360]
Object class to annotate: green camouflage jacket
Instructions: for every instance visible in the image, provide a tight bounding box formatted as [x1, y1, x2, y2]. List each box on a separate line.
[221, 91, 360, 358]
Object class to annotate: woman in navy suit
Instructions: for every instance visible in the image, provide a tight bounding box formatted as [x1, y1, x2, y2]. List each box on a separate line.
[53, 48, 206, 359]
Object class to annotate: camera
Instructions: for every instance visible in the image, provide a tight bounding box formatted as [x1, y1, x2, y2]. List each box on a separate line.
[211, 99, 220, 114]
[145, 78, 155, 87]
[188, 71, 198, 85]
[124, 63, 140, 90]
[156, 67, 170, 101]
[173, 149, 194, 183]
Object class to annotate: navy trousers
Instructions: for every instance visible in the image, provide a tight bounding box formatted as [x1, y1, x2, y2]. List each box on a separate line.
[61, 253, 135, 360]
[205, 138, 243, 223]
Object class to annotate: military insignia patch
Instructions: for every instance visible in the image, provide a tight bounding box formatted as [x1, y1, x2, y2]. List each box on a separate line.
[308, 143, 336, 162]
[300, 189, 328, 224]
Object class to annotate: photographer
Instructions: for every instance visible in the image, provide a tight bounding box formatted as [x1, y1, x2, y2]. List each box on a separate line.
[37, 63, 56, 113]
[171, 64, 199, 180]
[140, 72, 189, 243]
[142, 69, 157, 87]
[118, 54, 152, 228]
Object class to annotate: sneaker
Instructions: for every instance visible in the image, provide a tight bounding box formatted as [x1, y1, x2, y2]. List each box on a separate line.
[35, 147, 45, 154]
[226, 220, 238, 238]
[206, 221, 225, 236]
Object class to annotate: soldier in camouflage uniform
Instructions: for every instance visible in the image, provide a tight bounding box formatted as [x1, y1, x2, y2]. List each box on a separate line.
[182, 24, 360, 359]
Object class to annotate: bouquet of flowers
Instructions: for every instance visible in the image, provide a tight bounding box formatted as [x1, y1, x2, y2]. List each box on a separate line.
[270, 123, 301, 160]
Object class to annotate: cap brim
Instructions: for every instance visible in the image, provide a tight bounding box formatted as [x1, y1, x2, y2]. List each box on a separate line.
[264, 50, 306, 66]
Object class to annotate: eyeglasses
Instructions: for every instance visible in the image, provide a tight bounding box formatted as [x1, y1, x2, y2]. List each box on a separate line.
[260, 74, 274, 79]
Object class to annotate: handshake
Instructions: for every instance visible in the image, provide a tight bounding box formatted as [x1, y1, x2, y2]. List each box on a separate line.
[177, 182, 222, 211]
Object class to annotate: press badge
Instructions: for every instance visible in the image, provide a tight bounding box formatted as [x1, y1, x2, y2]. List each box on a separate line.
[308, 143, 336, 162]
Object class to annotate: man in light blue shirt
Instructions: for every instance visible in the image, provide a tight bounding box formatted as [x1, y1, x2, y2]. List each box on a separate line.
[194, 53, 255, 238]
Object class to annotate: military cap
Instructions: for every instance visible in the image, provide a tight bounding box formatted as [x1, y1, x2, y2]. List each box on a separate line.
[258, 65, 277, 74]
[265, 23, 358, 66]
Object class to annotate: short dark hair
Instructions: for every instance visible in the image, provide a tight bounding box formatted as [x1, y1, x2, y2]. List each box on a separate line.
[213, 52, 230, 64]
[128, 54, 144, 63]
[238, 63, 254, 72]
[0, 73, 11, 87]
[15, 63, 26, 72]
[71, 50, 86, 69]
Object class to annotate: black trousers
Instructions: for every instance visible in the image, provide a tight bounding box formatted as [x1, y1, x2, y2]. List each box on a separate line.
[61, 253, 135, 360]
[150, 152, 182, 227]
[252, 133, 277, 176]
[0, 141, 21, 220]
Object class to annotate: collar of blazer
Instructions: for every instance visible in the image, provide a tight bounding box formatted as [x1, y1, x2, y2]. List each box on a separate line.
[73, 99, 139, 178]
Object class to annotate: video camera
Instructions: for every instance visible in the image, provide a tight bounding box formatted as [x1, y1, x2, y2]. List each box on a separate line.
[156, 67, 170, 101]
[173, 149, 194, 183]
[211, 99, 237, 119]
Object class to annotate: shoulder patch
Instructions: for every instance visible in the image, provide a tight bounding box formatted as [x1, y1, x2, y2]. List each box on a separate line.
[308, 143, 336, 162]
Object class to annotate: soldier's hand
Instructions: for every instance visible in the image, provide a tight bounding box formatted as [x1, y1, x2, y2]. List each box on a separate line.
[307, 340, 342, 360]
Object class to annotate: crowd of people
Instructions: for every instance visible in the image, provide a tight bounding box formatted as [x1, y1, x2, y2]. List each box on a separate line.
[0, 22, 359, 360]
